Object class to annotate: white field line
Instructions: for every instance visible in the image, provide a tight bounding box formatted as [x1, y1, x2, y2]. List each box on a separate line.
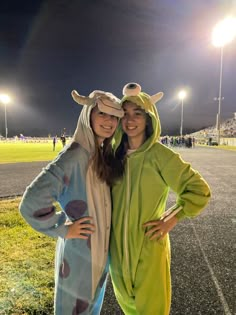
[191, 223, 232, 315]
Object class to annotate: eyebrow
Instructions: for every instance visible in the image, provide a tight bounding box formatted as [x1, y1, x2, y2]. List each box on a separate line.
[124, 107, 144, 112]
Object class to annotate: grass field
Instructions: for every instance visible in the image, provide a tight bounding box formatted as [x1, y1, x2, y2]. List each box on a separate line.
[0, 142, 62, 163]
[0, 197, 55, 314]
[198, 144, 236, 151]
[0, 141, 235, 165]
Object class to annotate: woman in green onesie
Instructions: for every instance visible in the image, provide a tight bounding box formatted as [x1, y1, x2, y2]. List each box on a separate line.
[109, 82, 211, 315]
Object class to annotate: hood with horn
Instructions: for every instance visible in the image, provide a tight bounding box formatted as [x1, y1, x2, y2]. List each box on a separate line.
[71, 89, 123, 153]
[71, 89, 123, 118]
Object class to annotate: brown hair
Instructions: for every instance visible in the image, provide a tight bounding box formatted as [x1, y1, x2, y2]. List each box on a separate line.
[91, 136, 122, 186]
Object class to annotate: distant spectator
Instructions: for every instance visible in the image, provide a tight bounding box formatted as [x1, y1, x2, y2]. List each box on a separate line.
[60, 134, 66, 147]
[208, 137, 212, 146]
[185, 136, 192, 148]
[53, 135, 57, 151]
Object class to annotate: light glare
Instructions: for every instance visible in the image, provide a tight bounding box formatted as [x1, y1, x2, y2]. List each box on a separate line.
[178, 90, 186, 100]
[0, 94, 11, 104]
[212, 17, 236, 47]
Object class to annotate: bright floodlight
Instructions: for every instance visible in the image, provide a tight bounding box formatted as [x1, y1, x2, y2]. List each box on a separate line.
[178, 90, 186, 100]
[212, 16, 236, 47]
[0, 94, 11, 104]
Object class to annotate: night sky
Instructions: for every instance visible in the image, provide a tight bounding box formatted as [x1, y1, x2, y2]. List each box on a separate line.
[0, 0, 236, 137]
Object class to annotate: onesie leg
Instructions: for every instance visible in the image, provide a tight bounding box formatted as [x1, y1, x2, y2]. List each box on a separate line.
[112, 285, 138, 315]
[90, 272, 108, 315]
[134, 237, 171, 315]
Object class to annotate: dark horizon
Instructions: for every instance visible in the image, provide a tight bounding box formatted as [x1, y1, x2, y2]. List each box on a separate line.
[0, 1, 236, 137]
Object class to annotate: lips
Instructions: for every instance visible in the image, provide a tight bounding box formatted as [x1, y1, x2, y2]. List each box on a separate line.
[101, 125, 113, 130]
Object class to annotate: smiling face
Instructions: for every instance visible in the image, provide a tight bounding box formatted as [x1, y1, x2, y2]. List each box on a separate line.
[121, 101, 148, 148]
[90, 105, 119, 145]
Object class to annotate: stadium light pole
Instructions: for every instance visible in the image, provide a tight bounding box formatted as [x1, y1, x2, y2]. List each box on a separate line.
[178, 90, 187, 137]
[212, 16, 236, 145]
[0, 94, 11, 139]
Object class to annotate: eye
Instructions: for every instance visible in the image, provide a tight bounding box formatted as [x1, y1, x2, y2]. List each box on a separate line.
[98, 111, 105, 116]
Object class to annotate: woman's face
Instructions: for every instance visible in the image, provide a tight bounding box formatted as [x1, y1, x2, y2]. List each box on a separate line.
[121, 101, 147, 139]
[90, 105, 118, 144]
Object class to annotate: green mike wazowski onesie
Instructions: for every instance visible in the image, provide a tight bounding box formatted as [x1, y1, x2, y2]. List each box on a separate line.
[109, 83, 211, 315]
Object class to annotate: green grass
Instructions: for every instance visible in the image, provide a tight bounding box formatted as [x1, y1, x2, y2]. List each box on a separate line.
[213, 145, 236, 151]
[197, 144, 236, 151]
[0, 142, 63, 163]
[0, 141, 235, 165]
[0, 198, 56, 314]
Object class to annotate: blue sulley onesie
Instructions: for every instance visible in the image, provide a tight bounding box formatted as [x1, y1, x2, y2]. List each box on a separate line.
[19, 89, 123, 315]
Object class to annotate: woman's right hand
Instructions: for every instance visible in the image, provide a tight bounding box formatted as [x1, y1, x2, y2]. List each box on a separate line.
[65, 216, 95, 239]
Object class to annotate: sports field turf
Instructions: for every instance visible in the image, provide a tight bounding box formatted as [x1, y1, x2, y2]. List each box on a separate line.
[0, 142, 62, 163]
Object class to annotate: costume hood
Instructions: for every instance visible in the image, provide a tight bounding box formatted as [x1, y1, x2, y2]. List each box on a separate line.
[71, 89, 123, 153]
[114, 82, 164, 152]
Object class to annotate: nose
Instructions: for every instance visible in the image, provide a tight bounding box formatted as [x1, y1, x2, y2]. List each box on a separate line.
[103, 113, 110, 119]
[125, 114, 133, 122]
[105, 114, 117, 122]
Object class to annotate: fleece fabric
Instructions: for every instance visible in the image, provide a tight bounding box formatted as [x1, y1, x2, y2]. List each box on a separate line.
[19, 104, 110, 315]
[109, 94, 211, 315]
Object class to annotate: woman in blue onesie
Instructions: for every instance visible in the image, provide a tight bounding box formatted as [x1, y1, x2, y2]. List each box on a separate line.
[19, 88, 123, 315]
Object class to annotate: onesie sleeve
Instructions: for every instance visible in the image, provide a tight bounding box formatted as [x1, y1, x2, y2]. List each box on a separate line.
[160, 151, 211, 220]
[19, 159, 69, 239]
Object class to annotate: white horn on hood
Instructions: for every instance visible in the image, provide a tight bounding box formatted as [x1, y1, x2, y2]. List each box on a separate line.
[150, 92, 164, 104]
[71, 90, 93, 106]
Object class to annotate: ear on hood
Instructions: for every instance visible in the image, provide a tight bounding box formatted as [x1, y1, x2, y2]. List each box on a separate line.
[71, 89, 124, 118]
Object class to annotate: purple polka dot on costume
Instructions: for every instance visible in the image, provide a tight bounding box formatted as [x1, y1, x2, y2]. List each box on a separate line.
[59, 259, 70, 278]
[63, 175, 70, 186]
[72, 298, 89, 315]
[65, 200, 87, 220]
[33, 206, 55, 221]
[68, 142, 79, 150]
[99, 272, 107, 288]
[86, 235, 91, 250]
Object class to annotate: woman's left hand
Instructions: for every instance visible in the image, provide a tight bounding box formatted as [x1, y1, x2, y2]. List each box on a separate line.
[143, 215, 178, 241]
